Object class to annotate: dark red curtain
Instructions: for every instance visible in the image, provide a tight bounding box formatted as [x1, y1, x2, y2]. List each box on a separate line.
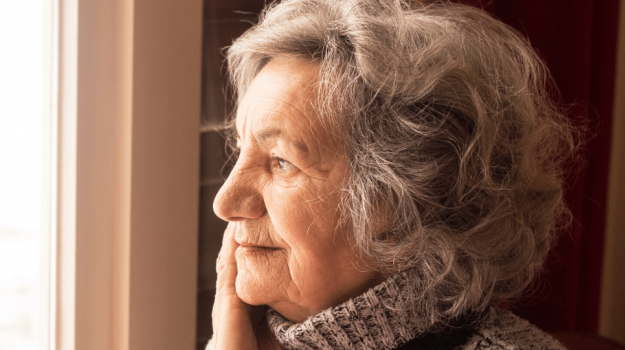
[455, 0, 620, 333]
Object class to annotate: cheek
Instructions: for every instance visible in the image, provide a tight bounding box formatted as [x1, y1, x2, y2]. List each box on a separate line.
[235, 185, 324, 306]
[267, 184, 354, 277]
[268, 181, 339, 234]
[241, 182, 379, 319]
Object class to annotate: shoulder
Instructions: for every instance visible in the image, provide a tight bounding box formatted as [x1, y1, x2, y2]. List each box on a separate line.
[461, 307, 567, 350]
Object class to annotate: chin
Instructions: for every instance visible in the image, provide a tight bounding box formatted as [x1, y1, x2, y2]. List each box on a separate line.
[235, 272, 272, 306]
[235, 271, 312, 322]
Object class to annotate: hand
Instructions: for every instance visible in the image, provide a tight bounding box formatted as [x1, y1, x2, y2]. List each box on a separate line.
[211, 223, 284, 350]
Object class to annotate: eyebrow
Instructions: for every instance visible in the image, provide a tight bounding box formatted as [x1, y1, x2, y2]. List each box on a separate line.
[255, 127, 309, 153]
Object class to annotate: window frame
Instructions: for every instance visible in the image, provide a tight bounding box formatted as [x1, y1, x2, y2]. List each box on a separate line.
[50, 0, 202, 349]
[600, 0, 625, 345]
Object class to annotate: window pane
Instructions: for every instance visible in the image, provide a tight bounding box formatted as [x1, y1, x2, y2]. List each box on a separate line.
[0, 1, 44, 349]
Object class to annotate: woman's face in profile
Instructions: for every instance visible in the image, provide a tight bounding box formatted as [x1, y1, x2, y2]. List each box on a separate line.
[213, 57, 380, 322]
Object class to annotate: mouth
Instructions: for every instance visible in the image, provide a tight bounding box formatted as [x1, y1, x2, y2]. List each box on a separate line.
[237, 243, 280, 251]
[236, 242, 281, 258]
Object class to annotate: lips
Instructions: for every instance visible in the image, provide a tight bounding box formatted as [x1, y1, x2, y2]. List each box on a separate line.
[237, 242, 280, 250]
[234, 224, 282, 253]
[234, 226, 280, 250]
[235, 244, 281, 260]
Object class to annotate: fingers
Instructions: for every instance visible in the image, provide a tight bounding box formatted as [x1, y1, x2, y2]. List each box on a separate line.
[213, 223, 239, 343]
[212, 222, 260, 350]
[215, 223, 239, 293]
[216, 222, 237, 272]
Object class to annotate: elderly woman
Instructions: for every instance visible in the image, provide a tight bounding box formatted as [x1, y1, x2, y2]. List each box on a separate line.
[208, 0, 574, 349]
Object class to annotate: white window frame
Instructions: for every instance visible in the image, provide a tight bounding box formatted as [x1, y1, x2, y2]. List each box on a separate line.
[47, 0, 202, 349]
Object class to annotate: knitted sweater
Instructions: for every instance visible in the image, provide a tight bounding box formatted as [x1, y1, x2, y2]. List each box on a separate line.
[208, 270, 566, 350]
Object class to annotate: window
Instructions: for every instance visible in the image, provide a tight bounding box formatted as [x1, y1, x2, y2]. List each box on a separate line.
[0, 2, 44, 349]
[41, 1, 203, 349]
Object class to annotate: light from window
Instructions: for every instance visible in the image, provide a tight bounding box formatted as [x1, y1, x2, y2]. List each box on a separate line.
[0, 1, 45, 349]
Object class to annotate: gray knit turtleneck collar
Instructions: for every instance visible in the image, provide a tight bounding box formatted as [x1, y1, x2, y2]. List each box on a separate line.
[266, 269, 433, 350]
[206, 271, 566, 350]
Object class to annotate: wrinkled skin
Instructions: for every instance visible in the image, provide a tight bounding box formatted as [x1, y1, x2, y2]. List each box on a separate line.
[211, 223, 282, 350]
[211, 57, 381, 349]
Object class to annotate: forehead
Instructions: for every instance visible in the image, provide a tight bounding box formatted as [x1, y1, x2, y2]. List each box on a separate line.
[235, 57, 323, 140]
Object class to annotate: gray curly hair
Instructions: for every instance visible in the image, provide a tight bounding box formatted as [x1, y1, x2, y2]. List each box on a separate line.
[225, 0, 575, 324]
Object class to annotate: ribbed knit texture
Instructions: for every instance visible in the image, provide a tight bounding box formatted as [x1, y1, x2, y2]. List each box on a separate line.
[205, 269, 566, 349]
[265, 270, 567, 350]
[267, 269, 429, 350]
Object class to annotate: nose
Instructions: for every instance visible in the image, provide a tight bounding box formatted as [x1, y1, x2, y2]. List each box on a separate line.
[213, 164, 266, 222]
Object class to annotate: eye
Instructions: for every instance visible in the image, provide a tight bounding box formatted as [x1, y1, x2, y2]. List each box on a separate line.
[272, 156, 295, 172]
